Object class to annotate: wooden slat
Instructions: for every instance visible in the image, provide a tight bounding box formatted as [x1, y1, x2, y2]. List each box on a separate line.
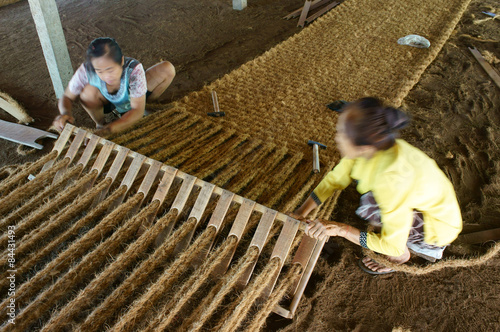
[107, 153, 146, 211]
[137, 160, 162, 197]
[259, 217, 301, 298]
[120, 152, 146, 189]
[270, 217, 300, 262]
[191, 190, 235, 267]
[228, 198, 256, 239]
[248, 209, 278, 251]
[287, 235, 317, 295]
[236, 208, 277, 288]
[212, 199, 256, 277]
[76, 134, 101, 168]
[52, 128, 87, 183]
[106, 147, 131, 183]
[469, 47, 500, 89]
[297, 0, 312, 27]
[152, 166, 178, 204]
[189, 182, 216, 222]
[91, 146, 129, 205]
[41, 124, 74, 172]
[170, 174, 197, 213]
[174, 182, 216, 253]
[0, 94, 33, 124]
[274, 236, 327, 318]
[90, 141, 115, 175]
[207, 190, 235, 232]
[140, 164, 179, 229]
[283, 0, 325, 19]
[156, 174, 197, 244]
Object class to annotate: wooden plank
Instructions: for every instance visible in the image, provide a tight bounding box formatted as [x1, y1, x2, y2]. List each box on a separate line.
[137, 160, 162, 197]
[469, 47, 500, 89]
[212, 199, 256, 277]
[107, 153, 146, 211]
[91, 146, 129, 205]
[207, 190, 235, 231]
[157, 174, 197, 242]
[52, 128, 86, 183]
[75, 135, 101, 168]
[274, 236, 327, 318]
[248, 209, 278, 251]
[259, 217, 301, 298]
[456, 228, 500, 244]
[128, 160, 163, 218]
[119, 152, 146, 189]
[227, 199, 257, 239]
[171, 174, 197, 213]
[236, 208, 277, 288]
[174, 182, 216, 254]
[271, 217, 301, 262]
[41, 123, 74, 172]
[138, 163, 179, 230]
[297, 0, 312, 27]
[105, 147, 130, 183]
[305, 1, 339, 24]
[152, 166, 178, 205]
[90, 141, 115, 175]
[191, 190, 235, 267]
[272, 305, 292, 319]
[288, 235, 317, 295]
[189, 182, 216, 222]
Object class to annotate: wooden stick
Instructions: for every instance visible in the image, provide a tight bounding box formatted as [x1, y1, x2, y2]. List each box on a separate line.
[236, 208, 277, 288]
[298, 0, 313, 27]
[469, 47, 500, 89]
[212, 199, 256, 277]
[456, 228, 500, 244]
[174, 182, 216, 253]
[41, 123, 75, 172]
[273, 236, 327, 318]
[305, 1, 339, 24]
[259, 217, 301, 298]
[52, 128, 86, 183]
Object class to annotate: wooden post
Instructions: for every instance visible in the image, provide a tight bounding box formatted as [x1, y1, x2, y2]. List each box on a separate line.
[233, 0, 247, 10]
[28, 0, 73, 98]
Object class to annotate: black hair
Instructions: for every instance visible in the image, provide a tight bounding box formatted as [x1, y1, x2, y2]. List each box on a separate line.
[343, 97, 410, 150]
[85, 37, 123, 66]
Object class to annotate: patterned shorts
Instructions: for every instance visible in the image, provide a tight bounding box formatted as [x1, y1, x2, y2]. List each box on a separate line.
[355, 192, 446, 261]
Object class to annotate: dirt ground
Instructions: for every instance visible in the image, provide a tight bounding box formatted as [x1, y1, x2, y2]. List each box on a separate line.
[0, 0, 499, 331]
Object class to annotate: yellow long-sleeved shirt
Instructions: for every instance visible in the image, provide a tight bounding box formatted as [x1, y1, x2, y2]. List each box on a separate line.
[312, 139, 462, 257]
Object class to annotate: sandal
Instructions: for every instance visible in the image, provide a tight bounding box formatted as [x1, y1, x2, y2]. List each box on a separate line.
[358, 258, 395, 275]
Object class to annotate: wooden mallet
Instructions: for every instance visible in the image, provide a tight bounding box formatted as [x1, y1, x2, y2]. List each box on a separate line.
[207, 90, 225, 117]
[308, 140, 326, 173]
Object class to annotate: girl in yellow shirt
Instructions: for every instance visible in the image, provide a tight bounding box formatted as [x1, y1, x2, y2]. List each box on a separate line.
[294, 97, 462, 274]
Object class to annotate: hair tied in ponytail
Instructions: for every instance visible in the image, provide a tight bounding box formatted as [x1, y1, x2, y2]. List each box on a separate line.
[385, 107, 409, 132]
